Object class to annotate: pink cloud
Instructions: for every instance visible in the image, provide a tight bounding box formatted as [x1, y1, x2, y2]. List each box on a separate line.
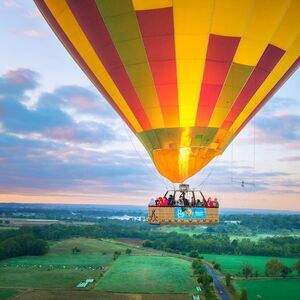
[5, 68, 36, 85]
[69, 95, 101, 110]
[2, 0, 19, 8]
[44, 127, 77, 142]
[22, 30, 46, 38]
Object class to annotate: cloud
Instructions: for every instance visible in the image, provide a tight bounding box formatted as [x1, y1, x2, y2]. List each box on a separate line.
[280, 156, 300, 162]
[255, 114, 300, 145]
[22, 30, 46, 38]
[259, 96, 300, 116]
[25, 10, 41, 19]
[0, 68, 162, 196]
[2, 0, 20, 8]
[0, 68, 38, 98]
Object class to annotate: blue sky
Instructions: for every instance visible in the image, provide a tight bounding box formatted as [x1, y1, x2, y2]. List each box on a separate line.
[0, 0, 300, 210]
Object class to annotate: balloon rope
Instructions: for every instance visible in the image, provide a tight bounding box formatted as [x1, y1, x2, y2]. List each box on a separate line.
[121, 123, 172, 191]
[193, 156, 219, 191]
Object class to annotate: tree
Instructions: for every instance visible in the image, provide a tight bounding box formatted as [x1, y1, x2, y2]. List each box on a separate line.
[280, 266, 291, 278]
[240, 288, 248, 300]
[241, 263, 253, 279]
[142, 240, 152, 247]
[225, 273, 231, 287]
[192, 259, 206, 275]
[292, 261, 300, 274]
[265, 259, 284, 277]
[213, 262, 221, 271]
[189, 249, 199, 258]
[113, 251, 121, 260]
[72, 247, 81, 254]
[197, 273, 213, 286]
[125, 248, 132, 255]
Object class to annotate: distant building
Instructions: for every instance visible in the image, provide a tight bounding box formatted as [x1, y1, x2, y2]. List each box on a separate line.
[76, 279, 94, 288]
[224, 220, 241, 224]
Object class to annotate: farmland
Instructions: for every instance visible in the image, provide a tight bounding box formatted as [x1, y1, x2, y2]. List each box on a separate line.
[204, 254, 298, 276]
[235, 279, 300, 300]
[96, 255, 195, 293]
[0, 238, 196, 299]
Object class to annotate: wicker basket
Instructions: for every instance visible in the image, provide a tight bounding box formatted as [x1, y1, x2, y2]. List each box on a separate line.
[148, 206, 219, 225]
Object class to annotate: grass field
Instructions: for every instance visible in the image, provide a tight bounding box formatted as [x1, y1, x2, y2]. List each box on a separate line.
[0, 238, 153, 268]
[0, 288, 20, 300]
[13, 290, 191, 300]
[0, 238, 195, 297]
[0, 267, 100, 289]
[204, 254, 298, 276]
[0, 238, 156, 291]
[96, 255, 195, 293]
[235, 279, 300, 300]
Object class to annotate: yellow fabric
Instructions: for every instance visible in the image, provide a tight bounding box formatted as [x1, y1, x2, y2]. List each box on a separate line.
[173, 0, 214, 127]
[233, 0, 290, 65]
[211, 0, 254, 36]
[132, 0, 172, 10]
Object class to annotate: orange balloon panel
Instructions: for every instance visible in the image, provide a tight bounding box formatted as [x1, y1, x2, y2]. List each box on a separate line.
[35, 0, 300, 183]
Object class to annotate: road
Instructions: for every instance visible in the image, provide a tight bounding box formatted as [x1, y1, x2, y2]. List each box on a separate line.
[204, 263, 230, 300]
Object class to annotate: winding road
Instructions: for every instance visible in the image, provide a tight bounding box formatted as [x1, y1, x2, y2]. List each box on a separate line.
[204, 263, 230, 300]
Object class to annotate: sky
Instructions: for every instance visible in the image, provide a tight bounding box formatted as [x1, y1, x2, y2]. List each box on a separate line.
[0, 0, 300, 211]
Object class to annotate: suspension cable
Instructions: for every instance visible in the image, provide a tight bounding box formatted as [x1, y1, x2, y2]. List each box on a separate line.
[121, 123, 171, 191]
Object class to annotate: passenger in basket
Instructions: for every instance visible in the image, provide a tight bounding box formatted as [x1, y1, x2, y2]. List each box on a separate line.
[183, 196, 190, 207]
[213, 198, 219, 208]
[196, 199, 202, 207]
[168, 194, 174, 206]
[163, 196, 169, 206]
[149, 198, 156, 206]
[157, 197, 163, 206]
[178, 195, 184, 206]
[207, 197, 214, 207]
[201, 198, 207, 207]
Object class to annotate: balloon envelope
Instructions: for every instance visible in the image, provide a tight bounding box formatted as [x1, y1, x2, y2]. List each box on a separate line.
[35, 0, 300, 183]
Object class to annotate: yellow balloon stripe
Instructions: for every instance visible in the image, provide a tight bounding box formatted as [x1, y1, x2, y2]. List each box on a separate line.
[132, 0, 172, 11]
[211, 0, 254, 37]
[44, 0, 142, 132]
[230, 35, 300, 135]
[173, 0, 214, 128]
[96, 0, 164, 130]
[270, 0, 300, 50]
[234, 0, 291, 66]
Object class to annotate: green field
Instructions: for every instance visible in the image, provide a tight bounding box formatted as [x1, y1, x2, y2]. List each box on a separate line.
[0, 267, 100, 289]
[204, 254, 298, 276]
[96, 255, 195, 293]
[235, 279, 300, 300]
[0, 238, 153, 268]
[0, 238, 195, 298]
[0, 289, 19, 300]
[0, 238, 156, 290]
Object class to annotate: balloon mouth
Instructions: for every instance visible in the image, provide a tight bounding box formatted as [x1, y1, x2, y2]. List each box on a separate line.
[152, 147, 221, 183]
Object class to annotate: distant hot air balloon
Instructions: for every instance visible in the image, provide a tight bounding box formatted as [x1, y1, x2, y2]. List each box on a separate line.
[35, 0, 300, 183]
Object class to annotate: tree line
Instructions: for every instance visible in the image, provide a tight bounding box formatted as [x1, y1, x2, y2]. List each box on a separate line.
[0, 216, 299, 261]
[0, 227, 48, 260]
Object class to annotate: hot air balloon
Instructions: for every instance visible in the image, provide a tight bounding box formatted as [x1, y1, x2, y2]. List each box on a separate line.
[35, 0, 300, 225]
